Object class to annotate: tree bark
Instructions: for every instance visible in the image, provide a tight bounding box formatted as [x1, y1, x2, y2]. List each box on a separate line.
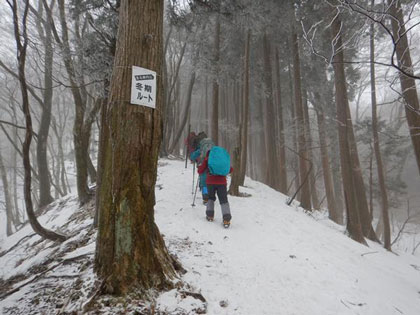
[36, 1, 54, 208]
[303, 89, 320, 210]
[345, 103, 378, 242]
[275, 47, 288, 194]
[257, 97, 266, 182]
[370, 13, 391, 250]
[95, 0, 177, 294]
[314, 105, 338, 223]
[331, 14, 365, 244]
[205, 76, 209, 134]
[290, 11, 311, 211]
[388, 0, 420, 176]
[287, 59, 300, 196]
[211, 16, 220, 145]
[262, 33, 280, 190]
[330, 130, 344, 224]
[228, 146, 241, 196]
[239, 30, 250, 186]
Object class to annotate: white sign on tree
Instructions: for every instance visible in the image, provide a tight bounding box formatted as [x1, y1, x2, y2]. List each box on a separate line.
[130, 66, 157, 109]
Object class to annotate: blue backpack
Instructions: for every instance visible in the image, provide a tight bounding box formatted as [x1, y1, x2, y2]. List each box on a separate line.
[208, 146, 230, 176]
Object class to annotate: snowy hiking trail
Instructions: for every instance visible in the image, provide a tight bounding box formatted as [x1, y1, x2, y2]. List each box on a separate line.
[155, 160, 420, 315]
[0, 159, 420, 314]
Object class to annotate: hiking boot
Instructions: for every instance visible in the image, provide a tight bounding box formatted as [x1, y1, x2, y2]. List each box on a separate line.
[223, 220, 230, 228]
[206, 216, 214, 222]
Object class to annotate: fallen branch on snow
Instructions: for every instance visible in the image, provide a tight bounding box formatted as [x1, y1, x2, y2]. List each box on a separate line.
[179, 290, 206, 303]
[0, 233, 37, 258]
[0, 253, 92, 300]
[361, 251, 378, 257]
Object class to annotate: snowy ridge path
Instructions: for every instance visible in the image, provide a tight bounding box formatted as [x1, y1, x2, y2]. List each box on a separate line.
[155, 160, 420, 315]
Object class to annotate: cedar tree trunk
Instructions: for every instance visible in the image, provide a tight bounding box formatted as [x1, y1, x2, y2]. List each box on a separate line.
[370, 13, 391, 250]
[331, 14, 366, 244]
[95, 0, 177, 294]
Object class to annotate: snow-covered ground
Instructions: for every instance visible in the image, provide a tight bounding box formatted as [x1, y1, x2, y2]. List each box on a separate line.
[1, 159, 420, 314]
[155, 160, 420, 315]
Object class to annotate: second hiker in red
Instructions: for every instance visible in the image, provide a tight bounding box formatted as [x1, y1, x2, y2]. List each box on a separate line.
[198, 152, 233, 226]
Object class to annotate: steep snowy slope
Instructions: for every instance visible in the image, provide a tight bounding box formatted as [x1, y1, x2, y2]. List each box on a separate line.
[155, 160, 420, 315]
[1, 158, 420, 314]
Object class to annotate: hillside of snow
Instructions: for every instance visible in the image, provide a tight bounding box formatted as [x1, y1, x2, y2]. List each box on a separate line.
[1, 158, 420, 314]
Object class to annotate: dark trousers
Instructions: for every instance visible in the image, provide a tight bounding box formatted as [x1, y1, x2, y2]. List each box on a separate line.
[208, 184, 228, 203]
[206, 184, 232, 221]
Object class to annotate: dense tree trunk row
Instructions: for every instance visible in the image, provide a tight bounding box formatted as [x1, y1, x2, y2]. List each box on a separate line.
[9, 0, 66, 242]
[370, 7, 391, 250]
[3, 2, 420, 298]
[290, 8, 311, 211]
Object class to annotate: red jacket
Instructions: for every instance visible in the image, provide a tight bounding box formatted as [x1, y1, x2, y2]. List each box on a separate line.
[198, 156, 233, 185]
[185, 132, 197, 156]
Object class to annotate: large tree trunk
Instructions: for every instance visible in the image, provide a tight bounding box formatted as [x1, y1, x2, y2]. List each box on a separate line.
[331, 14, 365, 244]
[160, 26, 172, 157]
[36, 2, 54, 208]
[370, 14, 391, 250]
[228, 146, 241, 196]
[239, 30, 250, 186]
[303, 89, 320, 210]
[345, 104, 378, 242]
[388, 0, 420, 176]
[315, 106, 338, 223]
[288, 60, 300, 196]
[204, 76, 210, 134]
[248, 123, 255, 179]
[10, 0, 66, 242]
[257, 97, 267, 182]
[290, 12, 311, 211]
[330, 130, 344, 224]
[263, 33, 280, 190]
[275, 47, 288, 194]
[73, 130, 91, 203]
[211, 16, 220, 145]
[95, 0, 177, 294]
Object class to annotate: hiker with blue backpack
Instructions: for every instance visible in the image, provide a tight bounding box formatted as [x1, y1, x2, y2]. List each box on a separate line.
[198, 146, 232, 228]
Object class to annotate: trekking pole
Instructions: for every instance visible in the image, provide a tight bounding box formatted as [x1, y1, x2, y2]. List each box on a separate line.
[191, 178, 200, 207]
[184, 144, 188, 169]
[185, 124, 191, 169]
[192, 162, 195, 195]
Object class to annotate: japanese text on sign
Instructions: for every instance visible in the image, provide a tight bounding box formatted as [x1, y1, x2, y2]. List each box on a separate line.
[130, 66, 156, 108]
